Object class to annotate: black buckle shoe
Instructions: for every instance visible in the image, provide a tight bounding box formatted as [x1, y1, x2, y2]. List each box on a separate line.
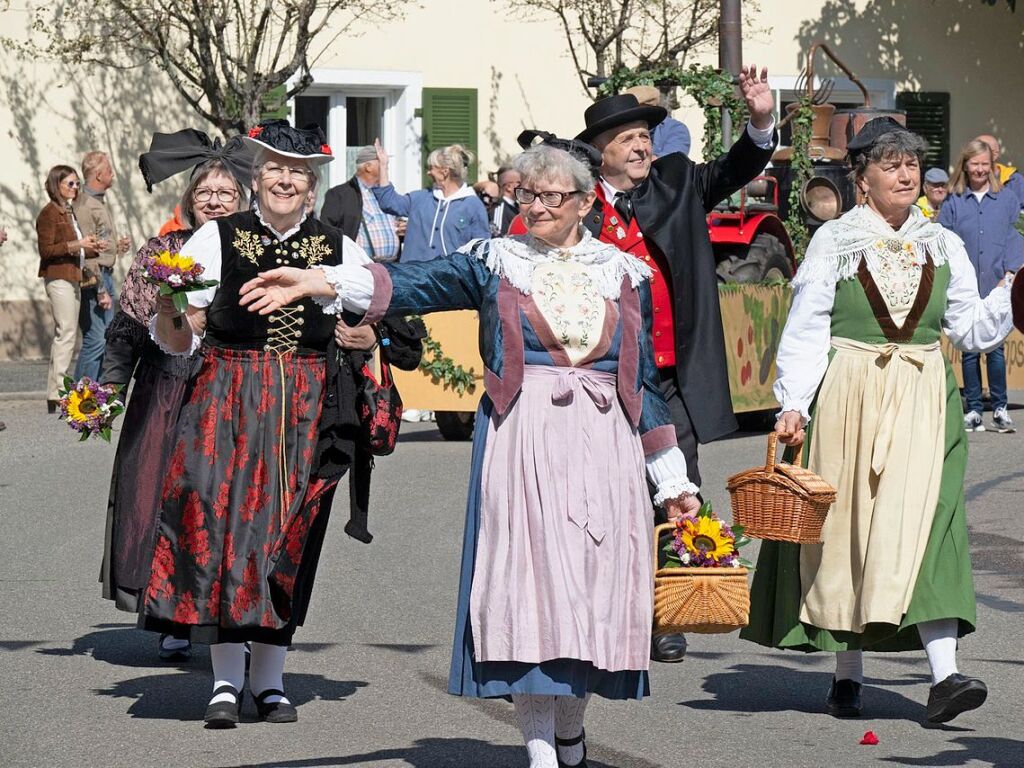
[651, 633, 687, 663]
[555, 728, 587, 768]
[926, 674, 987, 723]
[253, 688, 298, 723]
[204, 684, 241, 728]
[826, 677, 863, 718]
[158, 634, 193, 662]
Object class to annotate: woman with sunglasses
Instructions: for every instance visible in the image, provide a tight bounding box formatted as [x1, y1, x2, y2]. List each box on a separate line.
[239, 142, 700, 768]
[36, 165, 104, 413]
[97, 131, 252, 663]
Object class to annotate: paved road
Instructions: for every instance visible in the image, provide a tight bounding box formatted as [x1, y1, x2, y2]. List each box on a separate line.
[1, 396, 1021, 768]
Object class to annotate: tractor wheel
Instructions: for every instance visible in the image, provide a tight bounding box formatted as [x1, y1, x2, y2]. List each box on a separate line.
[435, 410, 475, 441]
[715, 233, 793, 284]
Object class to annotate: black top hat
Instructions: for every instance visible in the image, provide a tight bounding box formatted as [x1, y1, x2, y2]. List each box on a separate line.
[242, 119, 333, 165]
[846, 116, 911, 160]
[575, 94, 667, 144]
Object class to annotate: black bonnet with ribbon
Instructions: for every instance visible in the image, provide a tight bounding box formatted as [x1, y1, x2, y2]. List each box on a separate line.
[517, 129, 604, 174]
[139, 128, 256, 192]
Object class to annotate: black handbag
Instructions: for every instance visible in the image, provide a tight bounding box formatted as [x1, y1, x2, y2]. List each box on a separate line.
[356, 341, 403, 456]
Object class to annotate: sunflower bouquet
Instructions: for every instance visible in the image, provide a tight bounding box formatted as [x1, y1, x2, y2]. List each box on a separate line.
[57, 376, 125, 442]
[662, 501, 752, 569]
[141, 248, 218, 328]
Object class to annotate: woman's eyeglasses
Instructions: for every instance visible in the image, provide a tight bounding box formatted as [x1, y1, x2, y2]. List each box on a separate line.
[261, 164, 312, 183]
[63, 180, 80, 189]
[514, 187, 583, 208]
[193, 188, 240, 203]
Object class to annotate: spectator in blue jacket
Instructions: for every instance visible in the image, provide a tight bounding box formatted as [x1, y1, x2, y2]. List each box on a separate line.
[939, 138, 1024, 433]
[625, 85, 691, 158]
[372, 139, 489, 262]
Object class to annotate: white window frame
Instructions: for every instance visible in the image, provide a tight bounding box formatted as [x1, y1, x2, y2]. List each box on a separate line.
[288, 69, 423, 193]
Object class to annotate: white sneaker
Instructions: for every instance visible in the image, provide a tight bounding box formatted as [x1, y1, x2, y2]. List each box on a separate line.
[992, 406, 1015, 433]
[402, 408, 422, 423]
[963, 411, 985, 432]
[419, 410, 436, 422]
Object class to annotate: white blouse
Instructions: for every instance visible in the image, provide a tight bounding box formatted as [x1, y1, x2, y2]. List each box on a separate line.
[775, 229, 1013, 421]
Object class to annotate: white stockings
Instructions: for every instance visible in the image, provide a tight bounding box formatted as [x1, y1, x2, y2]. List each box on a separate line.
[512, 694, 590, 768]
[917, 618, 959, 685]
[832, 618, 960, 687]
[209, 642, 291, 705]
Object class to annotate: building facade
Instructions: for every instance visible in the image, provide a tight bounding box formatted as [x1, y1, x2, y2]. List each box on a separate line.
[1, 0, 1021, 358]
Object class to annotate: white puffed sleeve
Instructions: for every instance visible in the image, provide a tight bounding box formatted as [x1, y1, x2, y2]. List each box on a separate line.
[773, 230, 836, 422]
[312, 236, 376, 314]
[179, 221, 223, 308]
[646, 446, 700, 506]
[314, 263, 375, 315]
[942, 235, 1013, 353]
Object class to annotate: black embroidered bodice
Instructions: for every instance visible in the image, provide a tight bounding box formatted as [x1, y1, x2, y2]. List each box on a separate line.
[206, 211, 343, 353]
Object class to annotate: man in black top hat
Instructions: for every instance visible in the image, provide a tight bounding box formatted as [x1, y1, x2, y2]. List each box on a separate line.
[578, 66, 777, 663]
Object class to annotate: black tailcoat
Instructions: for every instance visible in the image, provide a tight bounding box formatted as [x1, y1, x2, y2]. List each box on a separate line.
[584, 129, 776, 443]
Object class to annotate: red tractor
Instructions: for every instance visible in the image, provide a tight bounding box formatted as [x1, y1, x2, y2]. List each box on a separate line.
[708, 175, 796, 284]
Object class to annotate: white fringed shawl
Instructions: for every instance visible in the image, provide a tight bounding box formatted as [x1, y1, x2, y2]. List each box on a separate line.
[793, 205, 961, 288]
[458, 228, 653, 300]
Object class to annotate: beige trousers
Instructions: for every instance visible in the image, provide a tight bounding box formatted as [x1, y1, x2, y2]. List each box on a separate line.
[44, 279, 80, 399]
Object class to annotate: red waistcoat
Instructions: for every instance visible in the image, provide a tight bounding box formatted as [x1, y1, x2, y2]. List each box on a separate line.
[595, 185, 676, 368]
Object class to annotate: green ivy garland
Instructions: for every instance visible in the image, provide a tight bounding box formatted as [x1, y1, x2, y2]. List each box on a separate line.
[784, 96, 814, 260]
[409, 316, 478, 395]
[598, 64, 747, 161]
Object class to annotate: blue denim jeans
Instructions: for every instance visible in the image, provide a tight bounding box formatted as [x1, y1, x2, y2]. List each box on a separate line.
[962, 346, 1007, 413]
[75, 269, 115, 381]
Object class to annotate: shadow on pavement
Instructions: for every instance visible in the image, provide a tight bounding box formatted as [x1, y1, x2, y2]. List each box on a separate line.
[680, 664, 927, 721]
[879, 736, 1024, 767]
[228, 738, 619, 768]
[92, 672, 368, 722]
[37, 623, 200, 669]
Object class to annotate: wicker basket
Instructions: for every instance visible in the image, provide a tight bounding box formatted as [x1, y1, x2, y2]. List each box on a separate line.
[652, 523, 750, 635]
[726, 433, 837, 544]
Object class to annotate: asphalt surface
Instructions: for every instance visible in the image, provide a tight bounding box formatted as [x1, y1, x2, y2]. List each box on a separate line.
[1, 392, 1022, 768]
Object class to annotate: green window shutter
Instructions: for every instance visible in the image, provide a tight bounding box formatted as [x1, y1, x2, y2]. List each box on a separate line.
[896, 91, 950, 170]
[420, 87, 478, 188]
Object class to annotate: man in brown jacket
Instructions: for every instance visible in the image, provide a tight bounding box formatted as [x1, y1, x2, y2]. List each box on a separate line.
[73, 151, 129, 380]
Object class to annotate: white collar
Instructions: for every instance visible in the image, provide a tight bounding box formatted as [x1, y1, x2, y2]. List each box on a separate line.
[599, 177, 628, 202]
[457, 228, 652, 300]
[253, 200, 308, 241]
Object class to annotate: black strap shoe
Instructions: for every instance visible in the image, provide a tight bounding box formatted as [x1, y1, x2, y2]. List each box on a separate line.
[926, 673, 987, 723]
[826, 677, 863, 718]
[651, 633, 687, 663]
[555, 728, 588, 768]
[158, 634, 193, 662]
[253, 688, 298, 723]
[204, 684, 240, 728]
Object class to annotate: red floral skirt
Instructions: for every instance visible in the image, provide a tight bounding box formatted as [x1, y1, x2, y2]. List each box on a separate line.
[141, 346, 336, 645]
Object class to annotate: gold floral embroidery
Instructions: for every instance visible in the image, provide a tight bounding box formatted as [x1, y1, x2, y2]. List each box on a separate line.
[295, 235, 332, 267]
[233, 230, 264, 267]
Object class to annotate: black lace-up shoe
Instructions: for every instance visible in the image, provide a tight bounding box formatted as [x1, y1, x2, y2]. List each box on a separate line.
[826, 677, 862, 718]
[926, 674, 987, 723]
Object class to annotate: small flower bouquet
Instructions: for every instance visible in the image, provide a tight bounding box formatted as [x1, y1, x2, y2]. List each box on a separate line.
[661, 501, 752, 569]
[653, 501, 751, 635]
[57, 376, 124, 442]
[141, 249, 218, 328]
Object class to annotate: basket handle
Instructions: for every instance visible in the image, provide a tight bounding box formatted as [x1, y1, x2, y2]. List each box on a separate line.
[653, 522, 676, 570]
[766, 432, 804, 469]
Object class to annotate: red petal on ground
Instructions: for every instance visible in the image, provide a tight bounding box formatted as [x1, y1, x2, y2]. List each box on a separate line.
[860, 731, 879, 746]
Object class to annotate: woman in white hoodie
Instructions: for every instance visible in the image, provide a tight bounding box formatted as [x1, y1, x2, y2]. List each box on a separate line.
[372, 141, 490, 262]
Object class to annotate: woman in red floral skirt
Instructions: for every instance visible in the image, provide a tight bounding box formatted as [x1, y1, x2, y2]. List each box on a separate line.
[142, 121, 374, 727]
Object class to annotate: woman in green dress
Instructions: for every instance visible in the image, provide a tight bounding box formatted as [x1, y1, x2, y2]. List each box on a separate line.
[742, 118, 1013, 724]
